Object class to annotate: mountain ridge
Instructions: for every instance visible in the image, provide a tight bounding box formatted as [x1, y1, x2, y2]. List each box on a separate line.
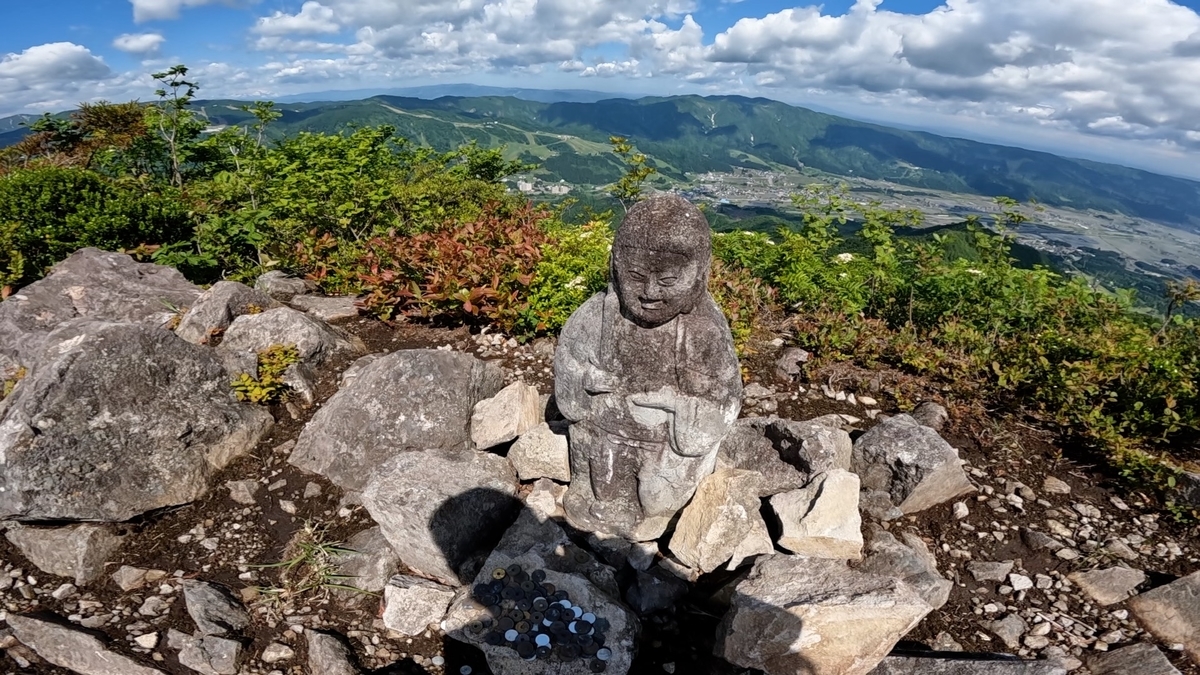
[3, 92, 1198, 230]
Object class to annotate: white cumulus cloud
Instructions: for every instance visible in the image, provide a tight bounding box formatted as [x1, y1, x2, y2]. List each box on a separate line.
[113, 32, 166, 56]
[254, 2, 340, 36]
[129, 0, 254, 23]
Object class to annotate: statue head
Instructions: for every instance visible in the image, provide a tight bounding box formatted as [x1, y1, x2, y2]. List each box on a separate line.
[611, 195, 712, 328]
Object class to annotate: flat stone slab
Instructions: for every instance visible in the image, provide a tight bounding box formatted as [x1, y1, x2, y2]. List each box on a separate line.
[7, 614, 166, 675]
[868, 654, 1066, 674]
[1087, 643, 1182, 675]
[444, 509, 639, 675]
[1068, 566, 1145, 606]
[1128, 570, 1200, 665]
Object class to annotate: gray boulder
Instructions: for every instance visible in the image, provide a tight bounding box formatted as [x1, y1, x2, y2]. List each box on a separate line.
[182, 580, 249, 636]
[332, 526, 400, 593]
[307, 632, 359, 675]
[716, 416, 852, 497]
[382, 575, 456, 636]
[716, 555, 931, 675]
[911, 401, 950, 431]
[174, 281, 279, 344]
[254, 270, 310, 302]
[290, 349, 504, 491]
[6, 613, 165, 675]
[443, 509, 639, 675]
[868, 655, 1066, 674]
[217, 307, 363, 367]
[625, 567, 690, 615]
[4, 523, 123, 585]
[857, 524, 952, 609]
[0, 321, 273, 521]
[289, 295, 360, 322]
[0, 248, 200, 370]
[1128, 570, 1200, 664]
[851, 414, 975, 516]
[361, 448, 519, 586]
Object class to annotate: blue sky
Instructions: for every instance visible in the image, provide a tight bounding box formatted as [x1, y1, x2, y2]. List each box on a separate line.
[3, 0, 1200, 178]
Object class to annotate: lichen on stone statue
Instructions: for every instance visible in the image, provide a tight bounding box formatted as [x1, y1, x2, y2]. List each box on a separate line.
[554, 195, 742, 541]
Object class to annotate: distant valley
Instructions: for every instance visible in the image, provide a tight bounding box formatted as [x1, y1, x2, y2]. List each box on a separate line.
[4, 91, 1200, 300]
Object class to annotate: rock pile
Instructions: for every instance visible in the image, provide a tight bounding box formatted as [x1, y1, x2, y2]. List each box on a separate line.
[0, 250, 1196, 675]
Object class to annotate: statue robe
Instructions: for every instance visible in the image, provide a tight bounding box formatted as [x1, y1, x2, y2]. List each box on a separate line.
[555, 286, 742, 541]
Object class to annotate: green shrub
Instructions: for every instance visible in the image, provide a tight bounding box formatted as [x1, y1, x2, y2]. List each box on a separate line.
[520, 219, 612, 334]
[0, 166, 192, 287]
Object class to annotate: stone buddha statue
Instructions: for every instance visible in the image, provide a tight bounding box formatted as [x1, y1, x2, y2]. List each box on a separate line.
[555, 195, 742, 541]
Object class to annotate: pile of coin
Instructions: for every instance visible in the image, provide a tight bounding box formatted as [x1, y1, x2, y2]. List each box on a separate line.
[468, 563, 613, 672]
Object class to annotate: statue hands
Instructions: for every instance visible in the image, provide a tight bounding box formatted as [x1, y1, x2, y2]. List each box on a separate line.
[628, 386, 678, 413]
[583, 363, 621, 395]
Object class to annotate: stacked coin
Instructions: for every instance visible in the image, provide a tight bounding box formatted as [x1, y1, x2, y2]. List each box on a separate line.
[469, 563, 613, 672]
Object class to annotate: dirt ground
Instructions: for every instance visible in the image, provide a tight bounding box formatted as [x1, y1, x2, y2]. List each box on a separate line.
[2, 314, 1197, 675]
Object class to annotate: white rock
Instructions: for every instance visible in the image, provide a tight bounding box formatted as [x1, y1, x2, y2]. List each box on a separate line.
[508, 422, 570, 482]
[772, 470, 863, 560]
[669, 469, 771, 573]
[382, 576, 456, 636]
[470, 381, 541, 450]
[261, 643, 295, 664]
[134, 633, 159, 649]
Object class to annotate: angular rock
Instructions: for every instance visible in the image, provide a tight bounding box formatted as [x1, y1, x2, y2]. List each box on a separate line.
[869, 654, 1066, 674]
[288, 295, 360, 322]
[774, 346, 811, 380]
[984, 614, 1028, 650]
[254, 270, 310, 302]
[0, 322, 273, 521]
[261, 643, 295, 663]
[772, 470, 863, 560]
[182, 580, 250, 636]
[851, 414, 974, 515]
[668, 469, 770, 573]
[716, 555, 931, 675]
[307, 631, 359, 675]
[332, 526, 400, 593]
[112, 565, 150, 591]
[716, 417, 809, 496]
[1178, 470, 1200, 510]
[1128, 570, 1200, 663]
[471, 380, 541, 450]
[716, 417, 853, 497]
[226, 479, 260, 506]
[0, 248, 200, 369]
[727, 507, 775, 571]
[910, 401, 949, 431]
[1068, 567, 1145, 606]
[626, 567, 690, 615]
[524, 477, 567, 522]
[168, 629, 241, 675]
[6, 614, 165, 675]
[969, 561, 1015, 583]
[290, 349, 504, 491]
[217, 307, 362, 367]
[1042, 476, 1072, 495]
[509, 422, 571, 482]
[1087, 643, 1182, 675]
[361, 448, 519, 585]
[5, 523, 123, 585]
[857, 524, 952, 609]
[174, 281, 279, 344]
[444, 509, 639, 675]
[382, 575, 456, 636]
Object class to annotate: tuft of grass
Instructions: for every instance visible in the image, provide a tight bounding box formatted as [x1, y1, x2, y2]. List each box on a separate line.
[251, 522, 365, 606]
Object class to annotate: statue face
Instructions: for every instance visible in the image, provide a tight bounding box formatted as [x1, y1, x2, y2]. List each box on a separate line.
[613, 246, 704, 327]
